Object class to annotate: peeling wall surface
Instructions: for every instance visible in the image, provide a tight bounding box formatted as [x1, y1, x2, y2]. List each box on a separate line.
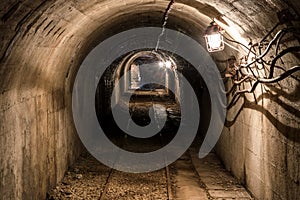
[0, 0, 299, 199]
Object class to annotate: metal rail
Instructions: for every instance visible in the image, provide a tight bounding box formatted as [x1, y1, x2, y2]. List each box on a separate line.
[165, 165, 173, 200]
[99, 168, 114, 200]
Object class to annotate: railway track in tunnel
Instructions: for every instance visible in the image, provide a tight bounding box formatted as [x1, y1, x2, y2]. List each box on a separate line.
[46, 149, 254, 200]
[46, 148, 254, 199]
[47, 98, 253, 200]
[97, 97, 177, 200]
[98, 106, 175, 200]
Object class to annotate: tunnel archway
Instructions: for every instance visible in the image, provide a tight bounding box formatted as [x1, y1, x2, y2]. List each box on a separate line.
[94, 47, 211, 154]
[0, 0, 299, 199]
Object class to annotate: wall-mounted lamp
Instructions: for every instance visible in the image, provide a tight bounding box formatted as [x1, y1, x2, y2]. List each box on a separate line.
[204, 22, 225, 52]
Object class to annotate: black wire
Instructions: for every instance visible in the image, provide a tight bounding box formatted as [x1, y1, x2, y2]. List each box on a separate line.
[231, 65, 300, 97]
[251, 45, 270, 68]
[225, 24, 300, 109]
[241, 28, 289, 68]
[268, 46, 300, 79]
[162, 0, 175, 24]
[223, 35, 257, 55]
[275, 31, 288, 56]
[259, 22, 281, 44]
[227, 65, 300, 109]
[275, 65, 300, 81]
[260, 66, 300, 83]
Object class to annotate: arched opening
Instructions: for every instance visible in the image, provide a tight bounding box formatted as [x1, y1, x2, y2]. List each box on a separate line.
[94, 49, 211, 153]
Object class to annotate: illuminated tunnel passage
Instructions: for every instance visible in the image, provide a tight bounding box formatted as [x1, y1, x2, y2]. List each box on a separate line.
[95, 49, 211, 153]
[47, 50, 252, 200]
[48, 46, 252, 199]
[0, 0, 300, 199]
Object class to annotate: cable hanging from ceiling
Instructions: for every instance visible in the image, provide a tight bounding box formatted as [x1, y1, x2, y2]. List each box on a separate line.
[204, 8, 300, 108]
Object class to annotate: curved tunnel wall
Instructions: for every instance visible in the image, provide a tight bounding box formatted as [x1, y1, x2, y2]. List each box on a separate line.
[0, 0, 299, 199]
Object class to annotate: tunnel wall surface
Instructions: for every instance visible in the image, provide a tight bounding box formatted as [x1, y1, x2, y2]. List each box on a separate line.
[0, 1, 85, 199]
[216, 68, 300, 199]
[208, 1, 300, 200]
[216, 57, 300, 199]
[216, 53, 300, 199]
[0, 0, 299, 199]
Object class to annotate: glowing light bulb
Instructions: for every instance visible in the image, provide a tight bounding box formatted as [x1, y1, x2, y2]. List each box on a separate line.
[207, 34, 222, 49]
[165, 61, 172, 69]
[159, 61, 164, 68]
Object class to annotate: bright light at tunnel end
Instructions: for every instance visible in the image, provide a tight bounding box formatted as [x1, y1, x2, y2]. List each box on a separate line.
[72, 27, 227, 173]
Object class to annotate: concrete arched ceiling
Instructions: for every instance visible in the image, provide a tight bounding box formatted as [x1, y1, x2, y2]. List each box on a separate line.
[1, 0, 297, 93]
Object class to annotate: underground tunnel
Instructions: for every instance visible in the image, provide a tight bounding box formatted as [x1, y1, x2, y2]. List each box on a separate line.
[0, 0, 299, 199]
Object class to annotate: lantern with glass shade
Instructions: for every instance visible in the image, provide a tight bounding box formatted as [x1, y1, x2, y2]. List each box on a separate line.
[204, 22, 225, 52]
